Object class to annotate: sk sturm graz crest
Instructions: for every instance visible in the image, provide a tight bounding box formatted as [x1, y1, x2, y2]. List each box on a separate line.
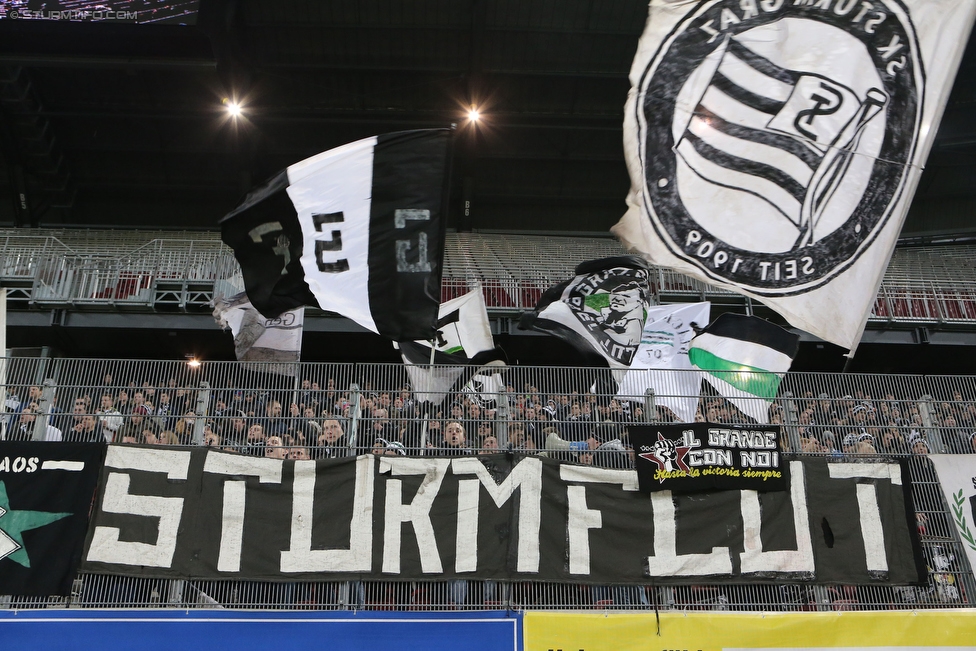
[634, 0, 923, 295]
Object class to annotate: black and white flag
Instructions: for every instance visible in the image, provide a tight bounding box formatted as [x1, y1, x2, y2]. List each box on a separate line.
[519, 256, 652, 379]
[221, 129, 451, 342]
[213, 291, 303, 376]
[675, 37, 885, 246]
[615, 0, 976, 351]
[396, 289, 506, 405]
[0, 442, 106, 596]
[462, 373, 507, 409]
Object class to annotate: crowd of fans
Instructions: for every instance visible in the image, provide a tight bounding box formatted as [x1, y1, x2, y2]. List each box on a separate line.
[4, 371, 976, 462]
[773, 388, 976, 456]
[1, 376, 637, 469]
[1, 369, 970, 610]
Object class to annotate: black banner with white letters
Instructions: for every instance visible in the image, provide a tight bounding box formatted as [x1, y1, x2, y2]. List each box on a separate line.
[0, 442, 106, 596]
[632, 423, 788, 493]
[81, 446, 924, 586]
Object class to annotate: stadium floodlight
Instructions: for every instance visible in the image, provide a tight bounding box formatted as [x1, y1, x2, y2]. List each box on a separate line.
[222, 98, 242, 118]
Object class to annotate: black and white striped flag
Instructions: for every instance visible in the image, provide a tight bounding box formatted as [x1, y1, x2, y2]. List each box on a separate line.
[220, 129, 451, 342]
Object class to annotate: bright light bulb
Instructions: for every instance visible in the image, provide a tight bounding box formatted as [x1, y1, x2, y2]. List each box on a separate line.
[467, 107, 480, 122]
[187, 358, 201, 368]
[226, 102, 242, 117]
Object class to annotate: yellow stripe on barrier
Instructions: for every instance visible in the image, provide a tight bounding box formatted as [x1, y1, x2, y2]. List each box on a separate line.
[523, 610, 976, 651]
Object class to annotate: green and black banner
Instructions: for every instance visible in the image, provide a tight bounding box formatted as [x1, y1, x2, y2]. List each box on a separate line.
[0, 442, 106, 596]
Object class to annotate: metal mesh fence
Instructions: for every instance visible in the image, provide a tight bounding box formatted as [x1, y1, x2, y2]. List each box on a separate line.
[1, 357, 975, 611]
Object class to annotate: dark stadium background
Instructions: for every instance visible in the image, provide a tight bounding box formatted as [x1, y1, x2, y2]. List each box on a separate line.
[1, 0, 976, 373]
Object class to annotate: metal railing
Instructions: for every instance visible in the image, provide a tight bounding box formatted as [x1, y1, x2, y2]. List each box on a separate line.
[5, 229, 976, 322]
[1, 357, 974, 611]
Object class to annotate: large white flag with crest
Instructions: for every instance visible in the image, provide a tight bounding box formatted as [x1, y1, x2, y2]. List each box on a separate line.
[614, 0, 976, 351]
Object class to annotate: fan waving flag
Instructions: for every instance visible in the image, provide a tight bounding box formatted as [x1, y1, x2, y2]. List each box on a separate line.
[690, 313, 799, 424]
[395, 289, 507, 405]
[220, 129, 451, 342]
[615, 0, 976, 351]
[519, 256, 652, 380]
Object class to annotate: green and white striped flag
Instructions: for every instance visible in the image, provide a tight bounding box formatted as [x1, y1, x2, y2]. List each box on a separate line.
[689, 314, 799, 424]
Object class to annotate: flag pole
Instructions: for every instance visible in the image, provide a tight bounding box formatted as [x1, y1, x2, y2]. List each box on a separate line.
[418, 124, 454, 454]
[418, 339, 437, 453]
[842, 349, 856, 373]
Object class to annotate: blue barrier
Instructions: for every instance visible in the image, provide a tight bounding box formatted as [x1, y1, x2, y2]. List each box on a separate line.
[0, 609, 523, 651]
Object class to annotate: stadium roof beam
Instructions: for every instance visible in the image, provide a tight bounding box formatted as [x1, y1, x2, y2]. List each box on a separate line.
[0, 55, 217, 70]
[38, 109, 624, 131]
[252, 63, 629, 78]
